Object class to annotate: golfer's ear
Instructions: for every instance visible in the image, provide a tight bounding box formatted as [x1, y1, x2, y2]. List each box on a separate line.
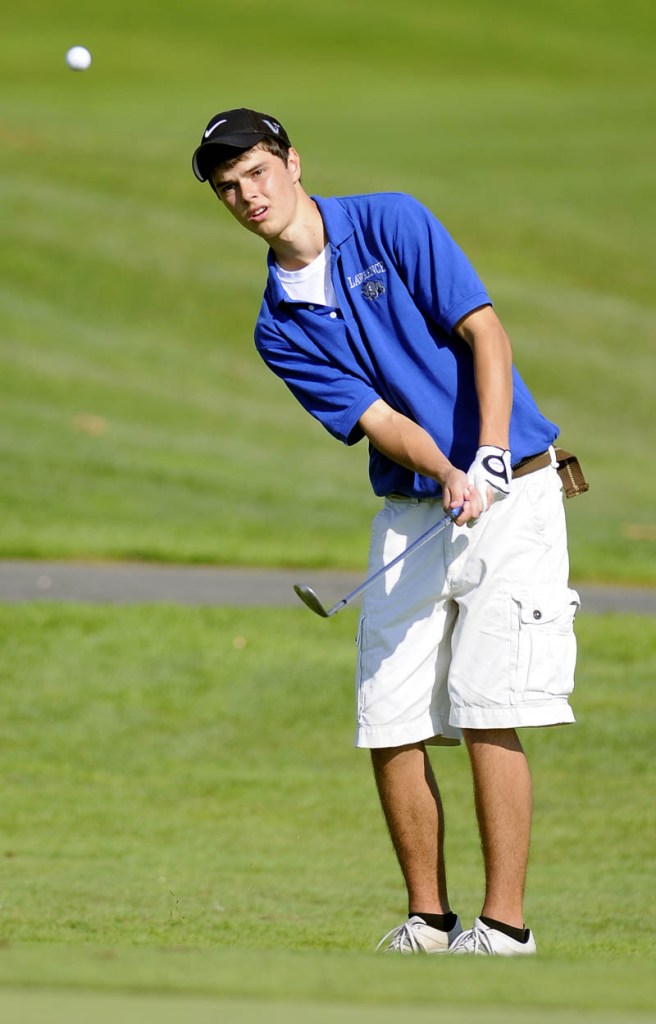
[287, 147, 302, 184]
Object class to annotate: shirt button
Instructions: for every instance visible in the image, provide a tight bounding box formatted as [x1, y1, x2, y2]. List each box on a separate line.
[329, 311, 338, 319]
[533, 609, 542, 620]
[308, 304, 315, 311]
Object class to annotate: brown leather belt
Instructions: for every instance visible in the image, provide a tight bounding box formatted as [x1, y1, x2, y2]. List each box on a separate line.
[512, 446, 589, 498]
[388, 447, 589, 502]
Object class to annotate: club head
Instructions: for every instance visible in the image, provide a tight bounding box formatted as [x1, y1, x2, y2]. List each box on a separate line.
[293, 584, 330, 618]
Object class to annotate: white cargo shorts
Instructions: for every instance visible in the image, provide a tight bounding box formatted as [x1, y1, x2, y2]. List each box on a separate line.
[355, 464, 579, 748]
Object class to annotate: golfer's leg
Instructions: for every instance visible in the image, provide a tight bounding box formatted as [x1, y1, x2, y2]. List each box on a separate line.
[463, 728, 532, 928]
[371, 742, 451, 914]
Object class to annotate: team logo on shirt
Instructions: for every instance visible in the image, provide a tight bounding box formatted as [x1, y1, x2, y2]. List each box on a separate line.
[361, 279, 386, 301]
[347, 260, 387, 290]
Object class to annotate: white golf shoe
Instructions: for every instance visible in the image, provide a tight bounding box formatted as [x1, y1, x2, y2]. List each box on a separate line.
[376, 914, 463, 953]
[449, 917, 537, 956]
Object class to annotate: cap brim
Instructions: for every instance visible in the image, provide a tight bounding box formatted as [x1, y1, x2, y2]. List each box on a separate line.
[192, 132, 265, 182]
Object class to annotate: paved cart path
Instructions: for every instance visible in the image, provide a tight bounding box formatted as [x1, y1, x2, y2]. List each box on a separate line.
[0, 560, 654, 614]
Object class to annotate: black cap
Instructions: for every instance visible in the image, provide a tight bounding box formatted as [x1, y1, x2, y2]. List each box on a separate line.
[192, 107, 291, 182]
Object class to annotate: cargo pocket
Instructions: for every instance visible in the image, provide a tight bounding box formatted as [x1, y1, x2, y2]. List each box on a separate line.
[510, 587, 580, 703]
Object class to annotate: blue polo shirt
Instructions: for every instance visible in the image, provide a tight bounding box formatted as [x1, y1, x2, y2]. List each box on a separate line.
[255, 192, 558, 498]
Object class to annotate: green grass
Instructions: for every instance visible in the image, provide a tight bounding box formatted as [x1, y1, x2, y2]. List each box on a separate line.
[1, 0, 655, 580]
[0, 605, 654, 1016]
[0, 985, 653, 1024]
[1, 1, 655, 1014]
[0, 960, 653, 1022]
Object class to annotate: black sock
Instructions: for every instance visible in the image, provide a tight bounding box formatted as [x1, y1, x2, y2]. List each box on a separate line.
[410, 911, 458, 932]
[479, 915, 529, 943]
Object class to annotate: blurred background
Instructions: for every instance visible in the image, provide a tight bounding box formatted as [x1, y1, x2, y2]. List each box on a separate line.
[1, 4, 655, 1006]
[2, 0, 655, 582]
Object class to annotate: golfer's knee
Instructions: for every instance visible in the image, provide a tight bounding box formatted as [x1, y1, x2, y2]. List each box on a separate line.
[462, 727, 523, 752]
[370, 742, 425, 770]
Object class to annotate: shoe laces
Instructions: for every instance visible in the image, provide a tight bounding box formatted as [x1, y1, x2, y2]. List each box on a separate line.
[376, 918, 426, 953]
[449, 925, 495, 955]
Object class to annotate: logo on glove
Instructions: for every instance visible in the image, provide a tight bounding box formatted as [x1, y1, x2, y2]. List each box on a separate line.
[481, 452, 511, 489]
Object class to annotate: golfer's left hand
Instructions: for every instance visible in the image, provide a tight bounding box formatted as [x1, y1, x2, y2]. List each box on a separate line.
[466, 446, 512, 513]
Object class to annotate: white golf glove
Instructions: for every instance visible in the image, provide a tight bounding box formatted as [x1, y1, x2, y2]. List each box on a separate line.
[467, 446, 512, 512]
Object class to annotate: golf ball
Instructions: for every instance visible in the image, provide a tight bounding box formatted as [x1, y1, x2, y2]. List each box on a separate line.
[66, 46, 92, 71]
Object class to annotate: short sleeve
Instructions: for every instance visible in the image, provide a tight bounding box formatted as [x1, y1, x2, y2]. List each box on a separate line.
[390, 196, 491, 332]
[255, 324, 380, 445]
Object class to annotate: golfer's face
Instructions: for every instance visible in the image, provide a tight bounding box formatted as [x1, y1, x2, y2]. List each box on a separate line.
[212, 146, 301, 241]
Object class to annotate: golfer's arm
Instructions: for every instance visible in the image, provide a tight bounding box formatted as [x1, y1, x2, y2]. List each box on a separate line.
[358, 400, 453, 485]
[455, 305, 513, 450]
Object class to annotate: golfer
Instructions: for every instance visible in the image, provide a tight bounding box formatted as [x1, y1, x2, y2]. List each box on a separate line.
[192, 108, 587, 956]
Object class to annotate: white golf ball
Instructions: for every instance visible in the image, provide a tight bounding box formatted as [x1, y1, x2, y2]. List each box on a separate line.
[66, 46, 92, 71]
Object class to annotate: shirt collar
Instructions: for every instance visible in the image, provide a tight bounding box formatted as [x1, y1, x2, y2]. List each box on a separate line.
[264, 195, 355, 308]
[312, 195, 355, 247]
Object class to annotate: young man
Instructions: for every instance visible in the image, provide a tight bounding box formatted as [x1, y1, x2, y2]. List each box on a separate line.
[192, 108, 586, 956]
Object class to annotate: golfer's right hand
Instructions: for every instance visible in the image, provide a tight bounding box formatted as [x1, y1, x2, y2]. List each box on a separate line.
[442, 467, 485, 526]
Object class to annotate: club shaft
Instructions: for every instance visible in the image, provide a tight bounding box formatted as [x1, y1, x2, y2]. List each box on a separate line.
[328, 507, 460, 614]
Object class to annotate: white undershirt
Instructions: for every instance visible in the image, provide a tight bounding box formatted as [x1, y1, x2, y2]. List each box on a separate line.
[275, 245, 338, 307]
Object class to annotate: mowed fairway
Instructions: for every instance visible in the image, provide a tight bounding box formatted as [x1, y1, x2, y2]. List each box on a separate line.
[1, 0, 655, 1019]
[0, 606, 654, 1019]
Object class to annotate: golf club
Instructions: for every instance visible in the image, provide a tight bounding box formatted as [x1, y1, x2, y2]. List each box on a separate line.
[294, 506, 462, 618]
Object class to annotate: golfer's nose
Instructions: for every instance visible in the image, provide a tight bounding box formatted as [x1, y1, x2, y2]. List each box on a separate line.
[239, 180, 259, 203]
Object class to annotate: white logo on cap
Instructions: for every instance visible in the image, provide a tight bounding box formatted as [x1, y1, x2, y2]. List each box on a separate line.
[262, 119, 281, 135]
[204, 119, 228, 139]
